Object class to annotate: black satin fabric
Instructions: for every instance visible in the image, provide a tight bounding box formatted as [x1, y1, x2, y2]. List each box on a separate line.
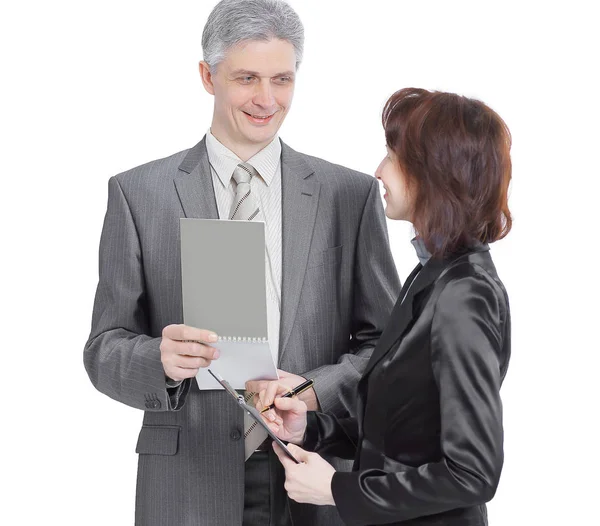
[304, 245, 510, 526]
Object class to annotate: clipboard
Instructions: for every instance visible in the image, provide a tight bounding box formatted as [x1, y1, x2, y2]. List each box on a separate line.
[207, 369, 301, 464]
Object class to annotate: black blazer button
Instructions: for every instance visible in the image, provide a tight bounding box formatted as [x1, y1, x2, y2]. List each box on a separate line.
[230, 428, 242, 441]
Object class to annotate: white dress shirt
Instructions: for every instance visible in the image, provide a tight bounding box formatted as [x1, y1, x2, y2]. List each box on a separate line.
[205, 130, 283, 364]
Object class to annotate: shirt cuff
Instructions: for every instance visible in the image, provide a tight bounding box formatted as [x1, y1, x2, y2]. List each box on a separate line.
[165, 377, 183, 388]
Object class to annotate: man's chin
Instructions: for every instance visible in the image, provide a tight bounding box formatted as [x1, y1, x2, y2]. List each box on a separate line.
[243, 127, 280, 145]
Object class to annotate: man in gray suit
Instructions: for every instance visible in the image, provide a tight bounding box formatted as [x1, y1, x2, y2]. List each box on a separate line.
[84, 0, 400, 524]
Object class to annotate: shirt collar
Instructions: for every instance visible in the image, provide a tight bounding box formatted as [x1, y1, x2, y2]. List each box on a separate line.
[411, 236, 432, 266]
[205, 130, 281, 188]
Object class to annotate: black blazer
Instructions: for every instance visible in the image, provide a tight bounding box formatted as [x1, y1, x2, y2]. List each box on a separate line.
[304, 245, 510, 526]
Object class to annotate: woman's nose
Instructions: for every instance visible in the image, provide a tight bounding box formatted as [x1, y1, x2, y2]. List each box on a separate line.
[375, 159, 385, 180]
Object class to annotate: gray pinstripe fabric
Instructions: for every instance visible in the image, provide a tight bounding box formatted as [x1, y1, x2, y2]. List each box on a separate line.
[243, 452, 293, 526]
[84, 137, 401, 526]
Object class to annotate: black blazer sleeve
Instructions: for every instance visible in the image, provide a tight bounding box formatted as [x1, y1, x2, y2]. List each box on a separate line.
[331, 273, 506, 525]
[303, 412, 359, 460]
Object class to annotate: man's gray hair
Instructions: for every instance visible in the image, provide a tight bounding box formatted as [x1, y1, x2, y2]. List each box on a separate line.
[202, 0, 304, 72]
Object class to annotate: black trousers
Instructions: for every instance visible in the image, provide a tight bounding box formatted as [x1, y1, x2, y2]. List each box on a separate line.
[243, 450, 293, 526]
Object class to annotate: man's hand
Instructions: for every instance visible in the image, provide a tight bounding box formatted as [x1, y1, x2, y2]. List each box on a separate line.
[160, 324, 220, 382]
[273, 443, 336, 506]
[246, 369, 320, 411]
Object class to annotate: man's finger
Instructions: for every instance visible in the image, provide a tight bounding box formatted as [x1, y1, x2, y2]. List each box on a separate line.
[177, 341, 220, 359]
[175, 355, 211, 369]
[162, 324, 219, 344]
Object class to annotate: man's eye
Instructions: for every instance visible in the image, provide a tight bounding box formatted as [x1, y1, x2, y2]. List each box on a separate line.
[274, 76, 292, 84]
[240, 76, 254, 83]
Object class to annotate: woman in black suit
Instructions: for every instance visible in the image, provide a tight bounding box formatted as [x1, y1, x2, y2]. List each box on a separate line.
[259, 88, 513, 525]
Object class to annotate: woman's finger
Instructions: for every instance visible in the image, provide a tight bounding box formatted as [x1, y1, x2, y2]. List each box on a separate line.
[286, 443, 311, 463]
[262, 381, 283, 409]
[274, 396, 306, 414]
[272, 442, 295, 468]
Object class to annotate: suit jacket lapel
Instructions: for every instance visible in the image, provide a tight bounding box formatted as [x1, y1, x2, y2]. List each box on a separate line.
[278, 141, 321, 363]
[174, 136, 219, 219]
[175, 138, 321, 362]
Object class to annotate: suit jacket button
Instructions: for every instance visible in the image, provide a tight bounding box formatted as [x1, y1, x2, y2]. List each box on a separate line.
[230, 428, 242, 441]
[145, 398, 161, 409]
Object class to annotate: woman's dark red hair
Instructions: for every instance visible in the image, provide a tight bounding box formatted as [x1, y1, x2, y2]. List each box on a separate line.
[383, 88, 512, 258]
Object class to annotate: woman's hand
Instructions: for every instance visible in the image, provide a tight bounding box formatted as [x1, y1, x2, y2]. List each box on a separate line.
[257, 381, 308, 444]
[273, 442, 336, 506]
[246, 369, 320, 410]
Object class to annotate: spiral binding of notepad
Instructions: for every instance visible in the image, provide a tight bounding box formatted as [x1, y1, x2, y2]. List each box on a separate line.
[219, 336, 267, 343]
[181, 337, 267, 344]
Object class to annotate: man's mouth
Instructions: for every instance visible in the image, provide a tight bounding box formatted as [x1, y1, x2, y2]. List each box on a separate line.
[243, 111, 276, 124]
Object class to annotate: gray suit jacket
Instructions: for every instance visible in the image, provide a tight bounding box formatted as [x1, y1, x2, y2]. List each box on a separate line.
[84, 137, 401, 526]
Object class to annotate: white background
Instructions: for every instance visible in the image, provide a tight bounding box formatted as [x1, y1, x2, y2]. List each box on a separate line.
[2, 1, 599, 524]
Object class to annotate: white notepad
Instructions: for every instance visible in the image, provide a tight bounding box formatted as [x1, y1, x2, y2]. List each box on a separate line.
[180, 218, 278, 389]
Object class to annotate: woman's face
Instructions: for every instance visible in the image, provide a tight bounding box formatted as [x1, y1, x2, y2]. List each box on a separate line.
[375, 146, 414, 221]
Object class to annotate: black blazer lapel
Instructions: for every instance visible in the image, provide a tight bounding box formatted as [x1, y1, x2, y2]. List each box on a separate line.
[362, 257, 450, 378]
[355, 262, 421, 431]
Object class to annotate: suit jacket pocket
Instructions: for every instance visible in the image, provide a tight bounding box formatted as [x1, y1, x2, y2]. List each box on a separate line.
[307, 245, 343, 269]
[135, 425, 181, 456]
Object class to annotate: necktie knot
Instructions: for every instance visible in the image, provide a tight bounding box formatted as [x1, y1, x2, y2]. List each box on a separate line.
[232, 163, 255, 185]
[229, 163, 261, 221]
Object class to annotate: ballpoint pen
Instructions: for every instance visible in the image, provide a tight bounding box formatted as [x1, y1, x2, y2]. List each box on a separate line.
[260, 378, 314, 413]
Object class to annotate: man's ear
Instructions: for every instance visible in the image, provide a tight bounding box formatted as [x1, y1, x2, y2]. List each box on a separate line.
[199, 61, 215, 95]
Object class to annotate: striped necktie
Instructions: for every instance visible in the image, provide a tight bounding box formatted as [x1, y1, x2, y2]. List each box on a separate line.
[230, 162, 268, 458]
[229, 163, 261, 221]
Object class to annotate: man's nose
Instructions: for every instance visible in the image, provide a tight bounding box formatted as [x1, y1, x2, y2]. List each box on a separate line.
[253, 80, 276, 108]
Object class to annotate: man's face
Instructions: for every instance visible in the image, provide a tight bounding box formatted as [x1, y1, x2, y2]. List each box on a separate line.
[204, 38, 296, 152]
